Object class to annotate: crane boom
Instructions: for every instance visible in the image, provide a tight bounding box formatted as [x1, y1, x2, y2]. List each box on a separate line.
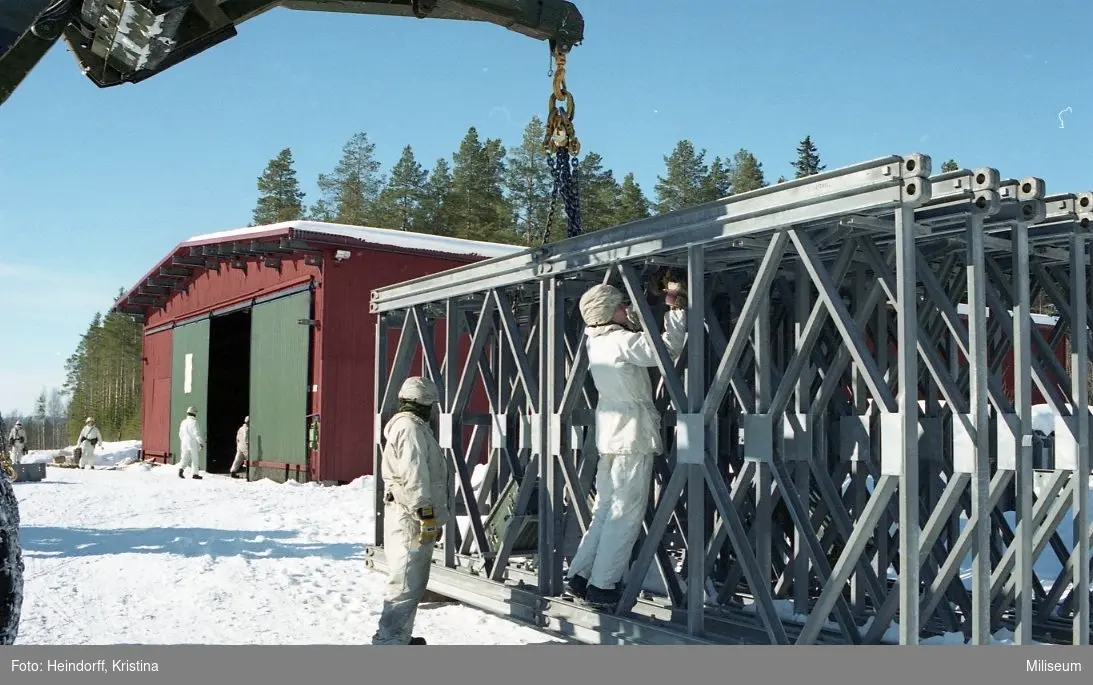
[0, 0, 584, 108]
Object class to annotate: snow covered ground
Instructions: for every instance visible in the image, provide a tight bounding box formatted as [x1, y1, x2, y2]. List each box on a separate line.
[9, 440, 1090, 646]
[10, 445, 559, 645]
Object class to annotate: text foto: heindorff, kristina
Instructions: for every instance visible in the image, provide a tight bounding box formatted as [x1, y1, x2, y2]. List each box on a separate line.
[11, 659, 160, 673]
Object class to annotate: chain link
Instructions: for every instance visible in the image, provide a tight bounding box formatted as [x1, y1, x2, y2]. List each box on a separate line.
[538, 45, 582, 245]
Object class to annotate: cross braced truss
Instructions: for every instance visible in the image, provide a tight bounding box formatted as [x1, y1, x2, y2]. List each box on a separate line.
[364, 154, 1093, 646]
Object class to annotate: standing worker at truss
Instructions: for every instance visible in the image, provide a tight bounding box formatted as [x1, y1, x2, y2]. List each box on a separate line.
[565, 279, 688, 609]
[229, 416, 249, 479]
[76, 417, 103, 470]
[7, 421, 27, 464]
[372, 376, 453, 646]
[177, 407, 204, 480]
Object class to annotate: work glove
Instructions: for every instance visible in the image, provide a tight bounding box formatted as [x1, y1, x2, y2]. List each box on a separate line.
[663, 281, 687, 309]
[416, 505, 439, 544]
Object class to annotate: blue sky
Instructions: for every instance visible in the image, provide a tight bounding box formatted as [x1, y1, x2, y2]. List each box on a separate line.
[0, 0, 1089, 414]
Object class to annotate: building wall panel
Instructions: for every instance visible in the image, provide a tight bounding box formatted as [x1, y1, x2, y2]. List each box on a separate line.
[317, 246, 489, 482]
[146, 258, 319, 328]
[249, 289, 312, 482]
[169, 318, 210, 468]
[141, 329, 173, 461]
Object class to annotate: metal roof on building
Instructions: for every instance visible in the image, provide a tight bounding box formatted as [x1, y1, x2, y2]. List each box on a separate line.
[112, 220, 524, 321]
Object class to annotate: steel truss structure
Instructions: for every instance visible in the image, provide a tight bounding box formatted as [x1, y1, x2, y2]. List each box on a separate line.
[363, 154, 1093, 646]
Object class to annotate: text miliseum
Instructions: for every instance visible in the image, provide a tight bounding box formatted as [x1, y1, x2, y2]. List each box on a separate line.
[1027, 659, 1082, 673]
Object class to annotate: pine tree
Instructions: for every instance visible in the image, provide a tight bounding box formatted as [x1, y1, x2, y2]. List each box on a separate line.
[317, 132, 385, 226]
[417, 158, 454, 236]
[613, 173, 651, 224]
[373, 145, 428, 231]
[655, 140, 709, 213]
[728, 149, 767, 194]
[576, 152, 620, 233]
[700, 156, 732, 202]
[251, 148, 306, 226]
[505, 116, 554, 244]
[62, 303, 142, 443]
[792, 136, 825, 179]
[305, 199, 334, 222]
[776, 176, 788, 184]
[940, 159, 959, 172]
[448, 127, 513, 242]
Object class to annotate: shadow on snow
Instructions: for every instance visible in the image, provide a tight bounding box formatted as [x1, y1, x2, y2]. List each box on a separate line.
[18, 526, 365, 561]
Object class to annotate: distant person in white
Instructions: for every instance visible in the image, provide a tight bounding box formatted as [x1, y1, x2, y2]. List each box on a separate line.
[7, 421, 27, 464]
[177, 407, 204, 480]
[229, 416, 249, 478]
[76, 417, 103, 470]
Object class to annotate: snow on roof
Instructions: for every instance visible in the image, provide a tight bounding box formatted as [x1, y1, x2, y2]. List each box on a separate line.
[113, 221, 525, 319]
[186, 220, 525, 260]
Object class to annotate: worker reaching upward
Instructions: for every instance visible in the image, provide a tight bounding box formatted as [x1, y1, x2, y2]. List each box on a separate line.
[564, 280, 688, 609]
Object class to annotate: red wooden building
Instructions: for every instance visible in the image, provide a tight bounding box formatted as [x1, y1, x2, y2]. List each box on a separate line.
[111, 221, 521, 484]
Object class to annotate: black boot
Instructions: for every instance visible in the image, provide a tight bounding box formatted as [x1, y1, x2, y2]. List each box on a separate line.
[192, 473, 203, 480]
[584, 584, 621, 610]
[564, 574, 588, 600]
[178, 468, 184, 479]
[408, 637, 427, 645]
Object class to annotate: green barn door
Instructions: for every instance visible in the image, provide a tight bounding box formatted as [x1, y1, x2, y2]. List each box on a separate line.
[249, 288, 312, 482]
[170, 317, 210, 467]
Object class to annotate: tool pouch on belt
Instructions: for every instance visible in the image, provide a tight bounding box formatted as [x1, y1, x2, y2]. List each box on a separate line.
[416, 506, 438, 544]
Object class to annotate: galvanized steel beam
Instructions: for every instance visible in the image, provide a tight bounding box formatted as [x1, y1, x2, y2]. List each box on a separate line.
[369, 154, 1093, 646]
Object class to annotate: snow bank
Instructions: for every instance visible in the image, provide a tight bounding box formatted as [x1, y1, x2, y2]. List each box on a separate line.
[954, 302, 1059, 328]
[1029, 405, 1093, 436]
[20, 440, 142, 468]
[11, 464, 557, 645]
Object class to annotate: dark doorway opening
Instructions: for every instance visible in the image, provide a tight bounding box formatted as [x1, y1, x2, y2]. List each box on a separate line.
[207, 310, 251, 474]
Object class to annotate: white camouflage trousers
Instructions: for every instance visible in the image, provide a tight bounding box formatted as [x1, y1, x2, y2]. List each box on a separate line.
[178, 446, 200, 475]
[566, 451, 655, 590]
[77, 442, 96, 469]
[230, 450, 247, 473]
[371, 501, 435, 645]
